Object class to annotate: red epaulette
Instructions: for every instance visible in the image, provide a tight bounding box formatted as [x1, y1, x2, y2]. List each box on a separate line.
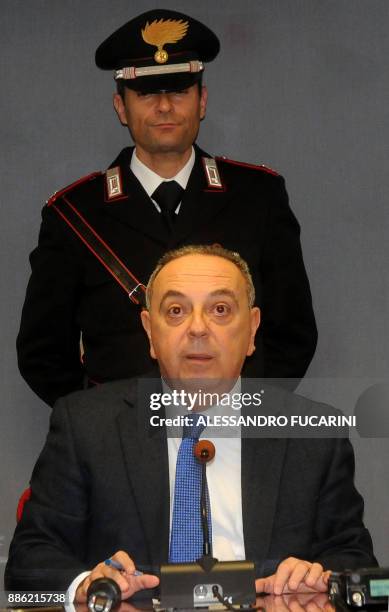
[216, 156, 279, 176]
[47, 171, 102, 206]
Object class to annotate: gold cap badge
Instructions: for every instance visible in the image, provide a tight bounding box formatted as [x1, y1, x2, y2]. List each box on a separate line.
[142, 18, 189, 64]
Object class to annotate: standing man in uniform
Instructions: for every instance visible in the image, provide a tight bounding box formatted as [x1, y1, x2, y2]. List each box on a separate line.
[17, 9, 317, 407]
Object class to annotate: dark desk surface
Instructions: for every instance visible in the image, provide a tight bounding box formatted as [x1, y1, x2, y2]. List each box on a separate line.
[2, 592, 388, 612]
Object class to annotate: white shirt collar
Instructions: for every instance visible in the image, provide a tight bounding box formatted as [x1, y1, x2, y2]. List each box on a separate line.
[130, 147, 195, 199]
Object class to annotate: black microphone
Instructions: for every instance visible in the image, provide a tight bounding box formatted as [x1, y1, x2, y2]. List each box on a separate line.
[87, 577, 121, 612]
[194, 439, 216, 559]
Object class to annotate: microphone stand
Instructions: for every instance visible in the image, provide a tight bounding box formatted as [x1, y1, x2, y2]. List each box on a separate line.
[160, 439, 256, 608]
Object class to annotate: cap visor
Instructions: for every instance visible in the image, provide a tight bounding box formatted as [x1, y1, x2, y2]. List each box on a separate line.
[123, 71, 201, 93]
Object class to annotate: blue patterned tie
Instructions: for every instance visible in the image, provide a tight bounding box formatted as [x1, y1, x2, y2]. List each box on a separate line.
[169, 417, 212, 562]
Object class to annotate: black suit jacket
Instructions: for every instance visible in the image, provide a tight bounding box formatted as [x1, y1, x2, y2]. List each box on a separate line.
[17, 146, 317, 405]
[5, 379, 375, 591]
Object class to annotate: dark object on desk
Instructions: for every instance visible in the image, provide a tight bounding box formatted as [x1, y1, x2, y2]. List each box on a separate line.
[87, 577, 121, 612]
[329, 567, 389, 607]
[160, 558, 256, 608]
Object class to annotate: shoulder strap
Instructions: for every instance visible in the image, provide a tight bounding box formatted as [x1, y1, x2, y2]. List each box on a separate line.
[216, 156, 280, 176]
[49, 191, 146, 306]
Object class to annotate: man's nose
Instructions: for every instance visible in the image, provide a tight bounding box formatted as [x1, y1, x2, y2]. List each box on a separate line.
[188, 310, 208, 337]
[155, 93, 173, 112]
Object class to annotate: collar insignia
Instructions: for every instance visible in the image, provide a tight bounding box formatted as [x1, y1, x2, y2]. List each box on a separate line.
[106, 166, 123, 201]
[202, 157, 223, 189]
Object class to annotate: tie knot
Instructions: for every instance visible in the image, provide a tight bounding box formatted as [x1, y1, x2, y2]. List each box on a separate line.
[182, 414, 205, 440]
[152, 180, 184, 215]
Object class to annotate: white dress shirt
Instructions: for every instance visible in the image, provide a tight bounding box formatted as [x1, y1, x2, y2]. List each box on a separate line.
[130, 147, 195, 213]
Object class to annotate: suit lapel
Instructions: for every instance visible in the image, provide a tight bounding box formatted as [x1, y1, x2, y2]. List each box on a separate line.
[241, 383, 288, 568]
[171, 146, 231, 245]
[116, 379, 170, 564]
[102, 148, 171, 245]
[241, 437, 287, 567]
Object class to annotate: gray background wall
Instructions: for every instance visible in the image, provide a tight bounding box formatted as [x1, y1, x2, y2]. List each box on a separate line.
[1, 0, 388, 576]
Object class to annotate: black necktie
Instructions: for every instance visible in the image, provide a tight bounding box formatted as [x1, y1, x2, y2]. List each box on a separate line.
[152, 181, 184, 231]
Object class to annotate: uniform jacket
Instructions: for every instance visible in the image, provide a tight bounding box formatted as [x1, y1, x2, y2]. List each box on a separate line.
[17, 146, 317, 406]
[5, 378, 375, 591]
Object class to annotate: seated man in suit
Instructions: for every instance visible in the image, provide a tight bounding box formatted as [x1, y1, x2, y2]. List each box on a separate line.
[5, 245, 375, 602]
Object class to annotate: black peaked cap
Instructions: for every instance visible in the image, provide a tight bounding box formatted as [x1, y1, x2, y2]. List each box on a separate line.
[95, 9, 220, 92]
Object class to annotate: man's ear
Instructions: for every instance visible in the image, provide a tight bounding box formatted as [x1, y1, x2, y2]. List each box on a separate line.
[246, 307, 261, 356]
[140, 309, 157, 360]
[199, 85, 208, 120]
[113, 93, 128, 126]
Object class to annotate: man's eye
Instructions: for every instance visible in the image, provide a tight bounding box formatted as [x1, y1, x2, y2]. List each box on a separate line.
[213, 304, 230, 315]
[167, 305, 183, 317]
